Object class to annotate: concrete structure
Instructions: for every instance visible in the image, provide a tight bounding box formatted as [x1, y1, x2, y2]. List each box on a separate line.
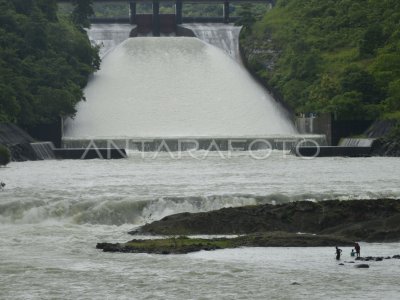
[295, 114, 374, 146]
[58, 0, 273, 36]
[293, 146, 373, 158]
[54, 148, 127, 160]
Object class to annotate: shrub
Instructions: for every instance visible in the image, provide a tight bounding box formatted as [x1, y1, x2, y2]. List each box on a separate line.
[0, 145, 11, 166]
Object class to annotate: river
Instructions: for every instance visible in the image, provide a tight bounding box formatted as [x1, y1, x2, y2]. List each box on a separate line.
[1, 153, 400, 299]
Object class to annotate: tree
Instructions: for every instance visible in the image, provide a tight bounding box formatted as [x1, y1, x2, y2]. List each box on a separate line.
[329, 92, 366, 120]
[359, 25, 385, 58]
[11, 0, 35, 15]
[72, 0, 94, 29]
[385, 79, 400, 111]
[236, 4, 257, 34]
[37, 0, 58, 21]
[0, 0, 99, 128]
[340, 66, 383, 104]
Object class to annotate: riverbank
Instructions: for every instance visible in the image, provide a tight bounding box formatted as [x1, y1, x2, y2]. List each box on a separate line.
[97, 199, 400, 254]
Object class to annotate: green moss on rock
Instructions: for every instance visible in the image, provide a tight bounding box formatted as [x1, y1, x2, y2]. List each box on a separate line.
[97, 232, 353, 254]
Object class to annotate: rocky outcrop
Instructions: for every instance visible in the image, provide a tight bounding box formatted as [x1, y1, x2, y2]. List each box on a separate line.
[371, 137, 400, 157]
[97, 232, 353, 254]
[355, 264, 370, 268]
[0, 123, 37, 161]
[132, 199, 400, 242]
[367, 120, 400, 157]
[355, 255, 400, 262]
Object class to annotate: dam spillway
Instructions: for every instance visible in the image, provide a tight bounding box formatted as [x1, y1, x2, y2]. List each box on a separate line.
[87, 24, 135, 58]
[181, 23, 242, 63]
[63, 25, 306, 149]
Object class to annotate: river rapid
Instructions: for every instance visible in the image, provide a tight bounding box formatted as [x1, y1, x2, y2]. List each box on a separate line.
[1, 153, 400, 299]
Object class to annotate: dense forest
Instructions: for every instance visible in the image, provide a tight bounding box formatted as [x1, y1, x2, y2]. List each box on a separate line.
[240, 0, 400, 127]
[0, 0, 99, 128]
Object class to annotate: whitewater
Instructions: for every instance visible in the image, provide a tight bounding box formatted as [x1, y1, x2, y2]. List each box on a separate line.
[1, 154, 400, 299]
[63, 36, 295, 140]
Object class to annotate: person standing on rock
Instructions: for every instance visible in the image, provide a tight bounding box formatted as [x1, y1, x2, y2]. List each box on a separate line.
[355, 243, 361, 257]
[335, 246, 343, 260]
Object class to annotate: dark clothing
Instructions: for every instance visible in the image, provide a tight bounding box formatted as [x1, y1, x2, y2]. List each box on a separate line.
[355, 243, 361, 257]
[336, 248, 342, 260]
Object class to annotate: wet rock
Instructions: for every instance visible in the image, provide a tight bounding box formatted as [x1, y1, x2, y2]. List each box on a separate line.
[96, 242, 123, 252]
[133, 199, 400, 242]
[372, 135, 400, 157]
[96, 233, 353, 255]
[339, 263, 344, 266]
[355, 264, 370, 268]
[355, 255, 398, 262]
[291, 282, 301, 285]
[0, 123, 38, 161]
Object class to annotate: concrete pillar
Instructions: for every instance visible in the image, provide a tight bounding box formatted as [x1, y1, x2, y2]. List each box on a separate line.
[129, 1, 136, 24]
[153, 0, 160, 36]
[223, 1, 230, 23]
[175, 0, 183, 24]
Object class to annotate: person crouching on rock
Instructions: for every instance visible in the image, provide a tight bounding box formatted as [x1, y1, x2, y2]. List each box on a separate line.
[351, 249, 356, 257]
[335, 246, 342, 260]
[355, 243, 361, 258]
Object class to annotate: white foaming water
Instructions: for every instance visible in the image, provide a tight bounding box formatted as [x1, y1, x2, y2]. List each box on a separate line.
[63, 37, 296, 140]
[1, 156, 400, 299]
[2, 154, 400, 225]
[183, 23, 243, 63]
[87, 24, 134, 58]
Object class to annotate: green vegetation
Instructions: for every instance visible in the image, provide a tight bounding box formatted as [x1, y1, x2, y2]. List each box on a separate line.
[0, 145, 11, 166]
[71, 0, 94, 29]
[241, 0, 400, 126]
[97, 232, 353, 254]
[0, 0, 99, 128]
[235, 3, 273, 34]
[126, 236, 235, 253]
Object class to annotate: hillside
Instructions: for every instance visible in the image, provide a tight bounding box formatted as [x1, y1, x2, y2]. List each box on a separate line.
[241, 0, 400, 133]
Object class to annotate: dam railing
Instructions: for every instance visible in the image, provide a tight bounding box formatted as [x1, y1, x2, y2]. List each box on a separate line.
[57, 0, 273, 35]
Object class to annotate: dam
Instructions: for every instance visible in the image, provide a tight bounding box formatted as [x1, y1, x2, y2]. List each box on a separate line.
[62, 23, 325, 150]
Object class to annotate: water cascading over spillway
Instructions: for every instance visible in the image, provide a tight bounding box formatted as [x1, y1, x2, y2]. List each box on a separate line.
[182, 23, 242, 63]
[63, 24, 299, 146]
[63, 37, 296, 140]
[87, 24, 135, 58]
